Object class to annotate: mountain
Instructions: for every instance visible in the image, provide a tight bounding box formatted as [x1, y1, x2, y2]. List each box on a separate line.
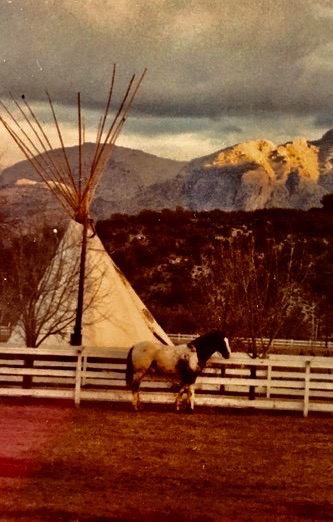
[1, 131, 333, 227]
[142, 132, 333, 212]
[0, 144, 187, 228]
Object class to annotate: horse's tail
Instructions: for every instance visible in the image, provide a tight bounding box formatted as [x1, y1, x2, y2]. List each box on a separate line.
[126, 346, 135, 387]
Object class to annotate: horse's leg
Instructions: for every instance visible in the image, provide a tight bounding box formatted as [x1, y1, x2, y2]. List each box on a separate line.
[128, 366, 148, 411]
[133, 390, 141, 411]
[131, 380, 142, 411]
[175, 384, 187, 411]
[187, 384, 196, 412]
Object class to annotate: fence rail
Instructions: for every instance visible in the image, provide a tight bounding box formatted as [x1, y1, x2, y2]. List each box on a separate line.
[1, 327, 332, 353]
[0, 344, 332, 417]
[168, 334, 333, 354]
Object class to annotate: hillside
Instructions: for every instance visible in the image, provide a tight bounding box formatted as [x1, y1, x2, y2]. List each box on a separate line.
[95, 208, 333, 341]
[1, 131, 333, 226]
[1, 207, 332, 343]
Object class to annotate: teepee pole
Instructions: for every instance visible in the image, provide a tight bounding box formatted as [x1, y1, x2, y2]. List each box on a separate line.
[1, 67, 146, 347]
[70, 215, 89, 346]
[70, 92, 87, 346]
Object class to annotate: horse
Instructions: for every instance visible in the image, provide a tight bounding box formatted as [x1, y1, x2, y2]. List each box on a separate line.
[126, 330, 231, 412]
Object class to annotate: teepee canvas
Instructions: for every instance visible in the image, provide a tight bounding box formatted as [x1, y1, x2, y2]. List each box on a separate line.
[9, 220, 171, 347]
[46, 220, 171, 346]
[2, 66, 172, 348]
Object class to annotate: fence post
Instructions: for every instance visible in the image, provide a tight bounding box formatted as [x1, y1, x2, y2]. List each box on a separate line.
[249, 365, 257, 400]
[82, 354, 88, 386]
[303, 360, 311, 417]
[75, 349, 83, 406]
[266, 364, 272, 399]
[23, 353, 34, 389]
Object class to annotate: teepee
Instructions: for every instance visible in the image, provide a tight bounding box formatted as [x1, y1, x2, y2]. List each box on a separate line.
[9, 220, 171, 347]
[2, 66, 172, 348]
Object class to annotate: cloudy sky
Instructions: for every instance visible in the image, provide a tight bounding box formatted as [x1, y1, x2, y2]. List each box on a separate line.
[0, 0, 333, 167]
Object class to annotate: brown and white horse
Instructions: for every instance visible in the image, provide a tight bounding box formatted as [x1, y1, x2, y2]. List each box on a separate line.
[126, 331, 231, 412]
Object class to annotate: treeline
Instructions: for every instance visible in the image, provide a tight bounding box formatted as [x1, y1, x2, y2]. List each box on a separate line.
[1, 206, 332, 353]
[97, 207, 333, 351]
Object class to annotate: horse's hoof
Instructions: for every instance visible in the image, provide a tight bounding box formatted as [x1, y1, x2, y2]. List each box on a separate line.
[185, 405, 194, 414]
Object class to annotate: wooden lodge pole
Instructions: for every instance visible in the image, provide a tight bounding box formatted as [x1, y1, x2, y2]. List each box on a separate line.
[70, 216, 88, 346]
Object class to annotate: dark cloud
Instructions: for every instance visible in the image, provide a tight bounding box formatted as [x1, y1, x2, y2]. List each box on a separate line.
[0, 0, 332, 161]
[313, 113, 333, 128]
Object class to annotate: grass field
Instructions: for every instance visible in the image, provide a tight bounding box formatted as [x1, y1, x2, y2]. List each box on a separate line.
[0, 401, 332, 521]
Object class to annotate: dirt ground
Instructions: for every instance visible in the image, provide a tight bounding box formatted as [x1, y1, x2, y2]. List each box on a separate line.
[0, 400, 332, 522]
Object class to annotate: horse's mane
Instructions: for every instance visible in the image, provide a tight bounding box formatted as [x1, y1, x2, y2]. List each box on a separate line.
[188, 330, 227, 364]
[189, 330, 226, 347]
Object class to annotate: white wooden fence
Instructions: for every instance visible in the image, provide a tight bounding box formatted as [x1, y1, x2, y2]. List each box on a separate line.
[0, 344, 332, 417]
[169, 334, 333, 354]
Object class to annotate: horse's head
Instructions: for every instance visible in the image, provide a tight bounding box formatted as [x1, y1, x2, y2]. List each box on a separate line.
[210, 330, 231, 359]
[190, 330, 231, 363]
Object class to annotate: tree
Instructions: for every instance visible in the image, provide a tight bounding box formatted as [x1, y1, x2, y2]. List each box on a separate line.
[2, 224, 105, 348]
[236, 234, 313, 356]
[198, 230, 314, 357]
[309, 248, 333, 351]
[197, 230, 314, 400]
